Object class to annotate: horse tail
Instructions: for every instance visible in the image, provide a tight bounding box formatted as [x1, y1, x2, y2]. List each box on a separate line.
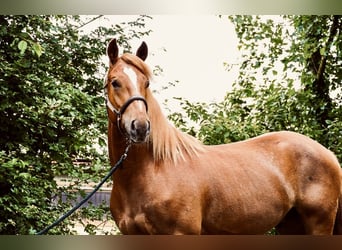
[333, 167, 342, 235]
[333, 194, 342, 234]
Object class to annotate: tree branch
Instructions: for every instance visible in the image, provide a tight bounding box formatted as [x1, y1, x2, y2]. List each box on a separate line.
[77, 15, 104, 30]
[316, 15, 339, 83]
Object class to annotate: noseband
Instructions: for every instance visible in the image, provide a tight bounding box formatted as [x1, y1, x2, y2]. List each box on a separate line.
[106, 94, 148, 137]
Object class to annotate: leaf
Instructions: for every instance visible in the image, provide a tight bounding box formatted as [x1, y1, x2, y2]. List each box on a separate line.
[32, 43, 43, 57]
[19, 172, 31, 179]
[17, 58, 31, 68]
[18, 40, 27, 55]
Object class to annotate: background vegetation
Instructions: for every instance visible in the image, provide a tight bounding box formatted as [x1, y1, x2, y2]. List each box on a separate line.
[170, 15, 341, 164]
[0, 15, 341, 234]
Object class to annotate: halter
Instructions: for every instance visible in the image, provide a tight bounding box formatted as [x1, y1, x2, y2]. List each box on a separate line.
[105, 94, 148, 137]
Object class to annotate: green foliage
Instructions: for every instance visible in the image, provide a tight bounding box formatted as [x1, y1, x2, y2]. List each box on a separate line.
[169, 15, 342, 164]
[0, 15, 151, 234]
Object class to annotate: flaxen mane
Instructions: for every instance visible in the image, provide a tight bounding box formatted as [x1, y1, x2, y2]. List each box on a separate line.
[147, 92, 206, 164]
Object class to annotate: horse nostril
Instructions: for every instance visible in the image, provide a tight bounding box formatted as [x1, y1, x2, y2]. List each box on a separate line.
[147, 120, 151, 132]
[131, 120, 136, 131]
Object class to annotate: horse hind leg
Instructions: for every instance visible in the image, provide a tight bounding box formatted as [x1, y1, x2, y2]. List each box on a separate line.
[277, 195, 339, 235]
[299, 208, 336, 235]
[297, 194, 339, 235]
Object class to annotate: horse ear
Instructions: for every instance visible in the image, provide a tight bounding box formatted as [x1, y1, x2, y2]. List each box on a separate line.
[136, 41, 148, 61]
[107, 38, 119, 65]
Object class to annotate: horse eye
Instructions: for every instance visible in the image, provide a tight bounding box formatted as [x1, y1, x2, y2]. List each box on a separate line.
[145, 80, 150, 88]
[111, 79, 121, 89]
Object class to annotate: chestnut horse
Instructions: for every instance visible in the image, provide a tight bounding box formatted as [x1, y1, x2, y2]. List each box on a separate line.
[104, 39, 342, 235]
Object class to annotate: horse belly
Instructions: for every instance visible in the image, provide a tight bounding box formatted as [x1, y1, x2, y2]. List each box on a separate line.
[202, 192, 290, 234]
[201, 169, 293, 234]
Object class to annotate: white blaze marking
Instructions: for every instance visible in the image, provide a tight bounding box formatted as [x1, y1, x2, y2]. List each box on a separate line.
[123, 66, 144, 111]
[124, 66, 138, 90]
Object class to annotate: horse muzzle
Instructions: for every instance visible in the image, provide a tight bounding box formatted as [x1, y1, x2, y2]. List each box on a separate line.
[128, 119, 150, 143]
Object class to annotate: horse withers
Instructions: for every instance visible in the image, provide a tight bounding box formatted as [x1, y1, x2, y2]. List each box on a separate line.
[104, 38, 342, 235]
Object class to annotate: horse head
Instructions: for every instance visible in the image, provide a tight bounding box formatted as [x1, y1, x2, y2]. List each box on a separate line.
[105, 39, 151, 143]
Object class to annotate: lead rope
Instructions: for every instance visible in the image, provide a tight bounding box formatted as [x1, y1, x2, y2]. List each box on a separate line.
[36, 143, 131, 235]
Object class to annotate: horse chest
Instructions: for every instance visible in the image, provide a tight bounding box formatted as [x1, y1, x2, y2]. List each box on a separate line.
[110, 185, 161, 234]
[111, 181, 202, 234]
